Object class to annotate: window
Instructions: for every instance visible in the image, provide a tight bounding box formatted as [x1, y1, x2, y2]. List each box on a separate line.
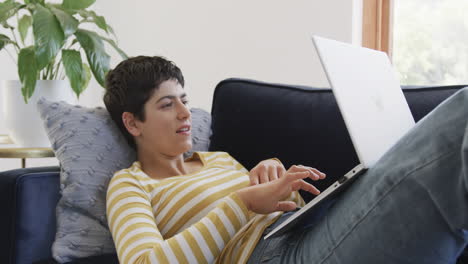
[393, 0, 468, 86]
[362, 0, 392, 56]
[363, 0, 468, 86]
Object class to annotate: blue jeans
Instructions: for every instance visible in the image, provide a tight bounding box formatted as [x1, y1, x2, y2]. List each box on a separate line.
[248, 88, 468, 264]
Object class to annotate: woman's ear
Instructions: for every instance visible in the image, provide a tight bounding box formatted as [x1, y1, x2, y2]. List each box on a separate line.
[122, 112, 141, 137]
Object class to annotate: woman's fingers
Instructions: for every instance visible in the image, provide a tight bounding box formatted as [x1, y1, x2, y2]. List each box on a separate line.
[288, 165, 326, 181]
[275, 201, 297, 212]
[310, 167, 326, 179]
[283, 171, 321, 195]
[259, 170, 269, 184]
[288, 165, 318, 179]
[277, 166, 286, 179]
[250, 177, 259, 186]
[292, 179, 320, 195]
[250, 159, 287, 186]
[268, 165, 279, 181]
[249, 165, 259, 185]
[285, 170, 314, 182]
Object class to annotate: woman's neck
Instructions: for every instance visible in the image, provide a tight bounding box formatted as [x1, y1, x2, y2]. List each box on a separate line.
[138, 150, 188, 179]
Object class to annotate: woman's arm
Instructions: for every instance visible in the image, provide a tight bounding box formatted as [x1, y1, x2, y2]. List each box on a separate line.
[106, 175, 250, 264]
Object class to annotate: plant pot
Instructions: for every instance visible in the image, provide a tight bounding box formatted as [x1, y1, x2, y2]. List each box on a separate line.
[2, 80, 77, 147]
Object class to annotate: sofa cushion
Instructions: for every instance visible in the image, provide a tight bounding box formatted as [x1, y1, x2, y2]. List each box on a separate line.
[34, 253, 118, 264]
[210, 79, 356, 202]
[402, 85, 468, 121]
[37, 98, 212, 262]
[209, 78, 467, 202]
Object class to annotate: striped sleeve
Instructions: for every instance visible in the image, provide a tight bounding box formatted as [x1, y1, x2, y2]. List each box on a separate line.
[226, 154, 249, 174]
[107, 174, 250, 264]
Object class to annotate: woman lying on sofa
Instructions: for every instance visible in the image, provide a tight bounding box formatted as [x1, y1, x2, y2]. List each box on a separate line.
[103, 56, 468, 263]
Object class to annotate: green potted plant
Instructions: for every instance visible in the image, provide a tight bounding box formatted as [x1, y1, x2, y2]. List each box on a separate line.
[0, 0, 127, 147]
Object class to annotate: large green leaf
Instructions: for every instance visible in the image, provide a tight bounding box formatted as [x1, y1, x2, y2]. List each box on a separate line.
[0, 33, 14, 51]
[101, 36, 128, 59]
[27, 0, 45, 4]
[33, 4, 65, 70]
[62, 49, 83, 97]
[78, 10, 108, 32]
[81, 62, 91, 92]
[48, 3, 76, 15]
[107, 24, 115, 36]
[0, 1, 22, 24]
[62, 0, 95, 10]
[74, 29, 109, 87]
[18, 46, 38, 102]
[18, 15, 32, 44]
[49, 6, 78, 37]
[1, 21, 13, 29]
[90, 11, 107, 32]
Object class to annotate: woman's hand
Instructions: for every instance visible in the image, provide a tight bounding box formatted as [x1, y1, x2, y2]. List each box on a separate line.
[249, 160, 325, 185]
[249, 159, 286, 185]
[236, 165, 326, 214]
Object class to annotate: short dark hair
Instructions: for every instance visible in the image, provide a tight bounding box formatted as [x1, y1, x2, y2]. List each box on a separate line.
[103, 56, 185, 149]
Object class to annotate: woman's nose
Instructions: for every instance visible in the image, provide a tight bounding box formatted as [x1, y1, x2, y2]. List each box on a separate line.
[177, 101, 191, 119]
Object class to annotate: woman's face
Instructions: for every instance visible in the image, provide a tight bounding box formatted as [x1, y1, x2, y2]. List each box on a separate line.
[133, 79, 192, 156]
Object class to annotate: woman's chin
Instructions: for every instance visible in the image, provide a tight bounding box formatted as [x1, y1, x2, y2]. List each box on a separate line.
[164, 141, 192, 156]
[180, 142, 193, 154]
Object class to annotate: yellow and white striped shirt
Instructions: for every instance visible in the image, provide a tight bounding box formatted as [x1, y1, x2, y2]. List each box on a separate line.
[106, 151, 304, 264]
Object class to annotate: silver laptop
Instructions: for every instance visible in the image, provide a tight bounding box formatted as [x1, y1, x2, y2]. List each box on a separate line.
[264, 35, 416, 239]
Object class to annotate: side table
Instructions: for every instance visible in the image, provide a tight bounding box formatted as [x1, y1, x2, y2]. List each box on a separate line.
[0, 135, 55, 168]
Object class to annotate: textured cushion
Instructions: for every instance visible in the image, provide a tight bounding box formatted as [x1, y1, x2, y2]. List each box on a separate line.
[37, 98, 212, 262]
[183, 108, 212, 159]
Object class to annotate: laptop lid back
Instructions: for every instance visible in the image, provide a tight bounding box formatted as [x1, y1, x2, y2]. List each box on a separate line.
[312, 35, 415, 168]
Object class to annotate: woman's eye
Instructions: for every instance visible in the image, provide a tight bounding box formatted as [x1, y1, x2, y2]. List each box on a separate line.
[183, 101, 189, 105]
[163, 103, 173, 108]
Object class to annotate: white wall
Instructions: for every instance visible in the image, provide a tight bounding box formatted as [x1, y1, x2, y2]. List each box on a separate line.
[0, 0, 362, 170]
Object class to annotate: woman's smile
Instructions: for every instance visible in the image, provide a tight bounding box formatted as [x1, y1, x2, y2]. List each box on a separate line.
[176, 124, 191, 136]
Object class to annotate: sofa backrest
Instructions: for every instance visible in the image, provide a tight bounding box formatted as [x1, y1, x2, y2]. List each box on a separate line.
[209, 78, 466, 202]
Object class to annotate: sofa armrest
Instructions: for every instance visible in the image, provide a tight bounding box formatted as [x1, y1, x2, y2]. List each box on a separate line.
[0, 166, 60, 264]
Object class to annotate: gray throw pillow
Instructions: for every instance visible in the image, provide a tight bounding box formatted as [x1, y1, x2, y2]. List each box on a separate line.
[37, 97, 212, 263]
[183, 108, 212, 159]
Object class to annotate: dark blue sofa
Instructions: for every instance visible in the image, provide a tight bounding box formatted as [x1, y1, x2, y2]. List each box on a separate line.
[1, 78, 467, 263]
